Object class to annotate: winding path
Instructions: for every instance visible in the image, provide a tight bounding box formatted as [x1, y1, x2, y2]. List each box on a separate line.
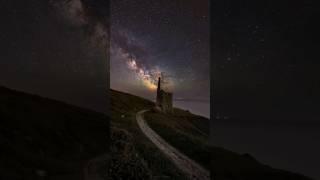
[136, 110, 210, 180]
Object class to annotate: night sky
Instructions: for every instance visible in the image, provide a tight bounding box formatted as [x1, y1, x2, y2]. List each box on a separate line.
[0, 0, 210, 116]
[211, 1, 319, 178]
[1, 0, 317, 124]
[211, 0, 319, 123]
[110, 0, 210, 108]
[0, 0, 110, 113]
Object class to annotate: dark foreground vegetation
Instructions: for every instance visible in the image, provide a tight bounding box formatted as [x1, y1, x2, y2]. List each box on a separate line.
[145, 109, 312, 180]
[0, 86, 151, 180]
[145, 109, 210, 170]
[112, 91, 309, 180]
[0, 86, 109, 179]
[111, 90, 186, 179]
[0, 86, 313, 180]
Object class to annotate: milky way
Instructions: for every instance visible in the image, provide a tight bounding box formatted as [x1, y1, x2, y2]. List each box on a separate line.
[110, 0, 210, 102]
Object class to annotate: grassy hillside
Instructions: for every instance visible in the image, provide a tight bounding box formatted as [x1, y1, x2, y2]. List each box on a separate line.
[0, 86, 154, 180]
[0, 86, 110, 179]
[112, 89, 312, 180]
[4, 86, 310, 179]
[144, 109, 210, 170]
[110, 89, 186, 179]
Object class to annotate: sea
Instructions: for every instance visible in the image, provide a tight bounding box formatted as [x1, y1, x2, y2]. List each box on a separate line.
[173, 100, 210, 119]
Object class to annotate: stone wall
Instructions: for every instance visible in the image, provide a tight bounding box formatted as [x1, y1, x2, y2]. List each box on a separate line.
[157, 90, 173, 113]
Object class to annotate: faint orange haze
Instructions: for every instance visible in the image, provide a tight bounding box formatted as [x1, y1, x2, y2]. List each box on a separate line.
[126, 57, 163, 91]
[114, 44, 175, 92]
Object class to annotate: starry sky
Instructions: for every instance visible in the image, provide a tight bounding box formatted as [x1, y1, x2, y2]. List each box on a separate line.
[0, 0, 110, 113]
[1, 0, 317, 120]
[110, 0, 210, 105]
[211, 0, 319, 123]
[211, 1, 319, 178]
[0, 0, 210, 116]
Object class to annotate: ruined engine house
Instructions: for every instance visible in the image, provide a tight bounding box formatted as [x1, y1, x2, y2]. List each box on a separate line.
[156, 77, 173, 113]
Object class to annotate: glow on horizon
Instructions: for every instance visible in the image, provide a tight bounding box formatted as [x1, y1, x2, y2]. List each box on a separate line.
[113, 45, 174, 92]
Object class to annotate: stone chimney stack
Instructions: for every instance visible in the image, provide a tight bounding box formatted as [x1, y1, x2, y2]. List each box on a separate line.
[156, 77, 161, 106]
[157, 77, 161, 91]
[155, 76, 173, 113]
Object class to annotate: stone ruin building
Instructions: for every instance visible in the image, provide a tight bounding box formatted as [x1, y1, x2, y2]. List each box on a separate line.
[156, 77, 173, 113]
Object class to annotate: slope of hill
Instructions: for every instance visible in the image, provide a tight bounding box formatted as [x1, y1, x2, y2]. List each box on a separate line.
[111, 89, 186, 179]
[144, 109, 210, 170]
[0, 86, 110, 179]
[0, 86, 153, 180]
[112, 89, 313, 180]
[2, 87, 312, 179]
[144, 110, 312, 180]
